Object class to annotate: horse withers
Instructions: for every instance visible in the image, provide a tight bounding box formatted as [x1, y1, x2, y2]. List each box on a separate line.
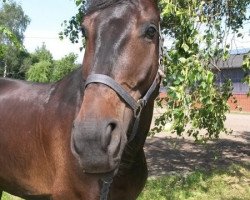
[0, 0, 161, 199]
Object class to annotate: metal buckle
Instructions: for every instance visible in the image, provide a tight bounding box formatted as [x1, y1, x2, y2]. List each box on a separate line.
[134, 99, 145, 118]
[100, 177, 113, 200]
[101, 176, 113, 184]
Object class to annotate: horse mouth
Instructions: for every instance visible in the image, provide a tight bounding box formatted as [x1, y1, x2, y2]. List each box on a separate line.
[80, 157, 121, 174]
[83, 158, 120, 174]
[71, 136, 122, 174]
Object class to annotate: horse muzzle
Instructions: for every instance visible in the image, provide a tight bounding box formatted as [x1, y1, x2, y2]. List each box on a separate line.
[71, 119, 126, 174]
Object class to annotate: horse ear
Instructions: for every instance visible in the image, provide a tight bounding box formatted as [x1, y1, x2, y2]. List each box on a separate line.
[85, 0, 91, 9]
[85, 0, 103, 10]
[85, 0, 97, 10]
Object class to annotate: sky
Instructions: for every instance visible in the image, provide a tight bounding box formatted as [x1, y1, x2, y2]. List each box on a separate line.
[8, 1, 250, 63]
[19, 0, 83, 63]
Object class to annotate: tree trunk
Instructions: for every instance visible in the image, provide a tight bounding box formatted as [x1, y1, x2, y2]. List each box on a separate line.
[3, 60, 7, 77]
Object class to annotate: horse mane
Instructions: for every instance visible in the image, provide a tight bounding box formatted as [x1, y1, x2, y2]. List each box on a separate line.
[85, 0, 124, 14]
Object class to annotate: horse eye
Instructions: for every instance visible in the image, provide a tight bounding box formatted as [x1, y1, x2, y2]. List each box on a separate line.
[145, 26, 157, 40]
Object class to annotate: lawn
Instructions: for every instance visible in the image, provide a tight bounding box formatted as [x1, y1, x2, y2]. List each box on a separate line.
[138, 164, 250, 200]
[1, 193, 22, 200]
[3, 164, 250, 200]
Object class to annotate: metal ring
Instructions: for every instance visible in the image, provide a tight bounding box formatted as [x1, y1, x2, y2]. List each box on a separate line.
[134, 99, 145, 118]
[101, 176, 113, 184]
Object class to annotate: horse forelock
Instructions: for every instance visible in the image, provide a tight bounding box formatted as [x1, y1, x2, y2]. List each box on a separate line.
[85, 0, 123, 14]
[85, 0, 159, 15]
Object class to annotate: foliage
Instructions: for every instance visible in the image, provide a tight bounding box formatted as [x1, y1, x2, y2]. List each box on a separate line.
[242, 54, 250, 96]
[59, 0, 85, 48]
[2, 193, 22, 200]
[31, 43, 53, 63]
[0, 46, 29, 79]
[0, 26, 21, 57]
[155, 0, 250, 140]
[0, 27, 22, 78]
[60, 0, 250, 140]
[26, 44, 78, 83]
[50, 53, 78, 82]
[0, 0, 30, 42]
[25, 44, 53, 82]
[0, 0, 30, 79]
[138, 164, 250, 200]
[26, 60, 52, 83]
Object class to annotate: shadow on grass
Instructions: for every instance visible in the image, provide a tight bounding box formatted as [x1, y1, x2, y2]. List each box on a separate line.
[138, 164, 250, 200]
[145, 131, 250, 177]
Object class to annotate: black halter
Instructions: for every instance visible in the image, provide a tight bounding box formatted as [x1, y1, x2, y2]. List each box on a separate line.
[84, 25, 164, 200]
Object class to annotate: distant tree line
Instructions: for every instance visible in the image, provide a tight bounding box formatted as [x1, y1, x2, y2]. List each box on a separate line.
[0, 0, 79, 82]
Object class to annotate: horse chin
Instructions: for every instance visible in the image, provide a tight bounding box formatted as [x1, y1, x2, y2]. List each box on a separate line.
[70, 118, 129, 176]
[80, 157, 120, 175]
[71, 137, 122, 175]
[83, 165, 120, 176]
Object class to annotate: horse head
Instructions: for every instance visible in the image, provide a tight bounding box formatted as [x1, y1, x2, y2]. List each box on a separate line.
[71, 0, 161, 174]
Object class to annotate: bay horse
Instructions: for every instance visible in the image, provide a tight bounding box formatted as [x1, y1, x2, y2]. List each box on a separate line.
[0, 0, 161, 199]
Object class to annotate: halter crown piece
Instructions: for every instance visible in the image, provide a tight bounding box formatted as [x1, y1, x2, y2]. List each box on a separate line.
[84, 24, 164, 200]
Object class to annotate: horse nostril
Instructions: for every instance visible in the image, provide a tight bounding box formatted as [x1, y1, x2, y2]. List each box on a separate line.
[101, 121, 117, 151]
[73, 137, 81, 155]
[109, 122, 116, 132]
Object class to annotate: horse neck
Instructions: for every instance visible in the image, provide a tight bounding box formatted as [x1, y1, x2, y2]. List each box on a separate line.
[49, 67, 85, 116]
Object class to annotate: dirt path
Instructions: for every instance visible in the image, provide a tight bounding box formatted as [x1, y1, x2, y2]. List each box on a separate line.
[144, 113, 250, 177]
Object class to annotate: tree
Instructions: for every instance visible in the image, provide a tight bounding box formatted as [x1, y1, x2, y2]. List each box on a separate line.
[0, 26, 21, 55]
[0, 0, 30, 79]
[156, 0, 250, 140]
[62, 0, 250, 140]
[25, 44, 53, 82]
[26, 60, 52, 83]
[26, 44, 78, 83]
[31, 43, 54, 63]
[51, 53, 78, 82]
[0, 26, 22, 77]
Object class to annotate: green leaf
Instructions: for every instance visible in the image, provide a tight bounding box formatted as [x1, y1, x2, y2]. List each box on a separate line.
[181, 43, 190, 52]
[179, 57, 187, 63]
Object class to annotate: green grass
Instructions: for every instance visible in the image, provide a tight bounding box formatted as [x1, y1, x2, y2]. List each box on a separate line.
[138, 164, 250, 200]
[1, 193, 22, 200]
[3, 164, 250, 200]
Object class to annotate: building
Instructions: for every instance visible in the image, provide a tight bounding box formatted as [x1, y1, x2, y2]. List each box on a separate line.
[215, 53, 250, 112]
